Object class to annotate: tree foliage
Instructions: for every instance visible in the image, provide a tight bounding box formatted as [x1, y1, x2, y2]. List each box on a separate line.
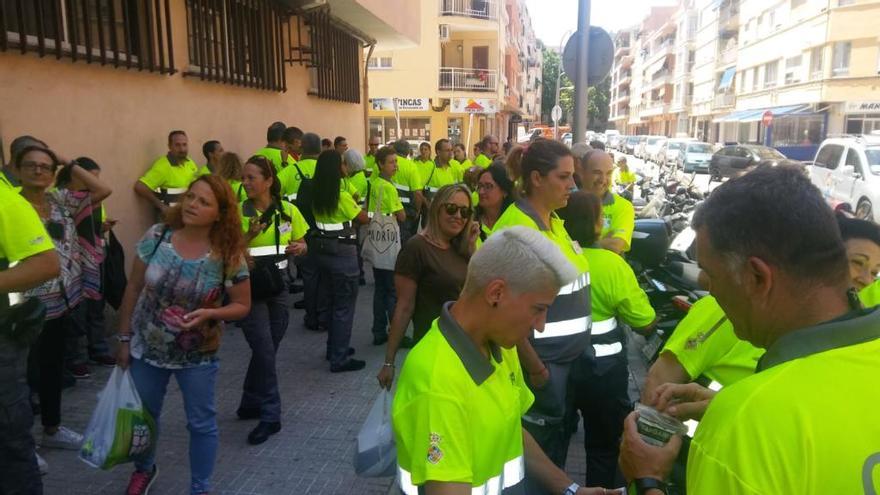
[541, 43, 612, 130]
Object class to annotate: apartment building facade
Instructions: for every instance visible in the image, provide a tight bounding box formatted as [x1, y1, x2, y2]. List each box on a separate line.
[609, 0, 880, 160]
[366, 0, 542, 149]
[0, 0, 419, 254]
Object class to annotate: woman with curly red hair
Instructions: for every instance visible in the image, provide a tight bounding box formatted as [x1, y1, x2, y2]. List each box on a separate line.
[115, 175, 251, 495]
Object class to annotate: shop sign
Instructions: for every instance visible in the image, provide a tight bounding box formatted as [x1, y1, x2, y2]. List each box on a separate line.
[845, 101, 880, 113]
[370, 98, 429, 112]
[451, 98, 498, 115]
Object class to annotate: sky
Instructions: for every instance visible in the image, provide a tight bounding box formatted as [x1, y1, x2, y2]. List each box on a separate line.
[524, 0, 678, 48]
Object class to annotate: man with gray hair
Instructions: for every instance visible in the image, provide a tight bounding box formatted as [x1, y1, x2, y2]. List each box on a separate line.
[619, 165, 880, 494]
[393, 226, 605, 495]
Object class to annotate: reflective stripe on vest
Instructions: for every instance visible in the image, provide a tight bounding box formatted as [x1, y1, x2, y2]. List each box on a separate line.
[316, 220, 355, 239]
[593, 341, 623, 357]
[557, 272, 590, 296]
[591, 317, 618, 336]
[155, 187, 187, 206]
[248, 246, 281, 257]
[535, 315, 591, 339]
[397, 455, 525, 495]
[286, 193, 298, 202]
[316, 221, 346, 231]
[394, 182, 413, 204]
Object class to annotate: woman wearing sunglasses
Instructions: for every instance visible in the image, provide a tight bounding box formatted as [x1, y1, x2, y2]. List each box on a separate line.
[376, 184, 479, 389]
[15, 145, 111, 451]
[489, 138, 591, 489]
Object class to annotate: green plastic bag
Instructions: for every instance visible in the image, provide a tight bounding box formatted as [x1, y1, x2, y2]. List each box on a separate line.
[79, 367, 156, 470]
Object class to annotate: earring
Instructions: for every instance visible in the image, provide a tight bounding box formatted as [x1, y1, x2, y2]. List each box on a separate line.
[492, 302, 498, 308]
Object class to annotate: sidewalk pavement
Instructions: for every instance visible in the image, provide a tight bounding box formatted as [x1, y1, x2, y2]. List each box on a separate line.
[40, 278, 646, 494]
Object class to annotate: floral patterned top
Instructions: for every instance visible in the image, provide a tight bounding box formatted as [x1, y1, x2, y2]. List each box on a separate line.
[130, 224, 248, 369]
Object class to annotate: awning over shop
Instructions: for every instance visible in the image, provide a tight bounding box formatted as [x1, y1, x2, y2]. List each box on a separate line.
[713, 104, 816, 123]
[717, 68, 736, 91]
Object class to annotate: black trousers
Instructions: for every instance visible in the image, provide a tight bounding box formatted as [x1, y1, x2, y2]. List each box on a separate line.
[569, 355, 632, 488]
[0, 333, 42, 495]
[28, 315, 68, 428]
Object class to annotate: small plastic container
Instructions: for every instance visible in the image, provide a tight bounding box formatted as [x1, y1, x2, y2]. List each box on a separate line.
[634, 402, 688, 447]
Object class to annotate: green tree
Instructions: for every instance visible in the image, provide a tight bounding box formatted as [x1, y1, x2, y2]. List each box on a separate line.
[541, 42, 612, 129]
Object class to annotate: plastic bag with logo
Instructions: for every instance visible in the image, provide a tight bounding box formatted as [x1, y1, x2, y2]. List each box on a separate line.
[79, 367, 156, 470]
[354, 389, 397, 477]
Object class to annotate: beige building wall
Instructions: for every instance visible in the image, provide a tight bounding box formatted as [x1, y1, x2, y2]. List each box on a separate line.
[0, 0, 418, 259]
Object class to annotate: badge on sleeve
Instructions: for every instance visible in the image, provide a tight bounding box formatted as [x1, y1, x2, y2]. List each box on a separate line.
[427, 433, 444, 464]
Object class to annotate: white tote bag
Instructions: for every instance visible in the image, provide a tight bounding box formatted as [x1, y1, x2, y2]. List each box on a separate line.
[362, 183, 401, 271]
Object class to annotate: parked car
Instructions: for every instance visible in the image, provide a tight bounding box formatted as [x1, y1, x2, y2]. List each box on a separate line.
[634, 135, 650, 158]
[639, 135, 665, 161]
[808, 135, 880, 221]
[648, 137, 668, 163]
[659, 138, 696, 167]
[677, 142, 714, 173]
[624, 135, 641, 154]
[709, 144, 787, 180]
[605, 130, 621, 147]
[608, 133, 623, 150]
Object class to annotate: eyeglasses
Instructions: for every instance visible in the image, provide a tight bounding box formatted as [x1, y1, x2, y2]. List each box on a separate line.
[441, 203, 472, 218]
[476, 182, 496, 192]
[20, 162, 55, 174]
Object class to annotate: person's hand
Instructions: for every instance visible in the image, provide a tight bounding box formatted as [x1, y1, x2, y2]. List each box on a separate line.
[652, 382, 717, 421]
[116, 340, 131, 369]
[577, 488, 624, 495]
[180, 308, 216, 329]
[377, 365, 395, 390]
[619, 411, 681, 482]
[286, 241, 307, 257]
[247, 220, 266, 238]
[527, 367, 550, 389]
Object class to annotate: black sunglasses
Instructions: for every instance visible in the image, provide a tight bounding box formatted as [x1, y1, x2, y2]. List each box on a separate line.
[441, 203, 472, 218]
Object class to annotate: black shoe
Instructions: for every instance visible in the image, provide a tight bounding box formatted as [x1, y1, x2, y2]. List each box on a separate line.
[325, 347, 355, 361]
[247, 421, 281, 445]
[372, 334, 388, 346]
[304, 320, 326, 332]
[236, 407, 260, 420]
[399, 336, 416, 349]
[293, 299, 306, 309]
[330, 358, 366, 373]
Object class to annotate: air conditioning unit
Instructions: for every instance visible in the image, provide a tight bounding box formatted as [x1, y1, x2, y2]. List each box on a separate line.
[439, 24, 450, 42]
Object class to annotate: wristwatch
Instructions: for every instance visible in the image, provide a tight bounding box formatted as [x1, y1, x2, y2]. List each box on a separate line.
[562, 482, 580, 495]
[632, 478, 668, 494]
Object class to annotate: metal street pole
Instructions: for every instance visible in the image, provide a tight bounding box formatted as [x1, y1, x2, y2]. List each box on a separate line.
[554, 30, 573, 140]
[572, 0, 590, 145]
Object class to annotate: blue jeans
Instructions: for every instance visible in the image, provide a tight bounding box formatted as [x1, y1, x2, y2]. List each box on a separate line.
[238, 291, 290, 422]
[130, 358, 219, 495]
[371, 268, 396, 337]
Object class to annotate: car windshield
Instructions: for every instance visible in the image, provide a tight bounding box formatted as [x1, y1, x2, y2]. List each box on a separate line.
[668, 142, 685, 150]
[687, 144, 712, 153]
[867, 147, 880, 174]
[648, 138, 662, 145]
[753, 147, 785, 159]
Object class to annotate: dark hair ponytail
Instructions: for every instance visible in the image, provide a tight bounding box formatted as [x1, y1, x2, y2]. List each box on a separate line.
[56, 156, 100, 189]
[515, 138, 573, 196]
[245, 155, 291, 222]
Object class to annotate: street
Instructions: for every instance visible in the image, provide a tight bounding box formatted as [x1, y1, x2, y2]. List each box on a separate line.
[41, 273, 651, 495]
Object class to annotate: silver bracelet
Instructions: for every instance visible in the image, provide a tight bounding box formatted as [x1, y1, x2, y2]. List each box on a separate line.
[382, 362, 395, 368]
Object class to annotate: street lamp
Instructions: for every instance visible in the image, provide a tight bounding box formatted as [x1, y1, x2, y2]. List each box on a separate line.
[554, 30, 573, 140]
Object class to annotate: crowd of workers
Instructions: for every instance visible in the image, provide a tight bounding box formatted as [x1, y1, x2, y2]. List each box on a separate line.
[0, 122, 877, 495]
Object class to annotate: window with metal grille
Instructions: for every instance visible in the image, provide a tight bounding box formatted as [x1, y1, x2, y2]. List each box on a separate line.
[305, 10, 360, 104]
[0, 0, 175, 74]
[184, 0, 286, 92]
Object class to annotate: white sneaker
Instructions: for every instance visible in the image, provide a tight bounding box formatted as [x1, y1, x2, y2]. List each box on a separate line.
[35, 451, 49, 475]
[41, 426, 84, 450]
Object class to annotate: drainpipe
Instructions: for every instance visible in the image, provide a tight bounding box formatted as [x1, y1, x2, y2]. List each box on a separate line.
[363, 43, 376, 148]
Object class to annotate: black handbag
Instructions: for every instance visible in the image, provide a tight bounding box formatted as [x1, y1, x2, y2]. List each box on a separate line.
[248, 210, 285, 300]
[102, 230, 127, 310]
[0, 297, 47, 347]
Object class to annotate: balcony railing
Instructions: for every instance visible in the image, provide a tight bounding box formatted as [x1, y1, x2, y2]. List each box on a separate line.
[714, 92, 735, 108]
[719, 4, 740, 33]
[718, 47, 737, 67]
[439, 67, 498, 91]
[439, 0, 498, 21]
